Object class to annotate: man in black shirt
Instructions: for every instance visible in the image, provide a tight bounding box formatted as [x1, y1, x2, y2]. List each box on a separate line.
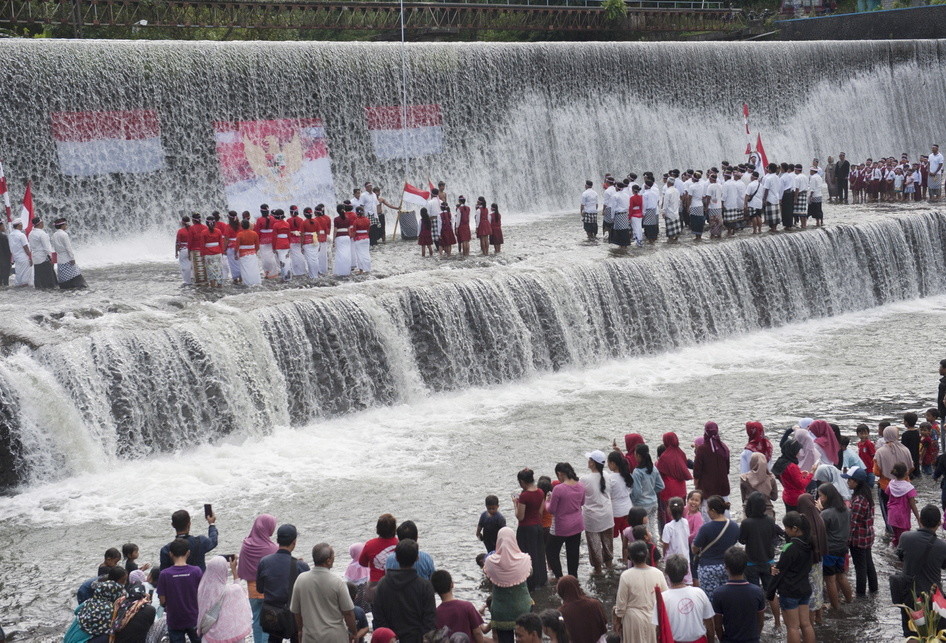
[938, 359, 946, 425]
[897, 505, 946, 636]
[902, 412, 922, 477]
[835, 153, 851, 203]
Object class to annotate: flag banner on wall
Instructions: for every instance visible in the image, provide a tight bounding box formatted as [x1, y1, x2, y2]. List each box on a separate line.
[365, 105, 443, 160]
[213, 118, 336, 213]
[50, 110, 165, 176]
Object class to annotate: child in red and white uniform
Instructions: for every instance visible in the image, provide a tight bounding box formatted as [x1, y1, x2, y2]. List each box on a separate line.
[313, 205, 332, 276]
[175, 216, 192, 285]
[352, 207, 372, 274]
[301, 207, 319, 279]
[287, 205, 306, 277]
[202, 217, 225, 287]
[271, 209, 291, 281]
[254, 205, 278, 278]
[224, 211, 241, 283]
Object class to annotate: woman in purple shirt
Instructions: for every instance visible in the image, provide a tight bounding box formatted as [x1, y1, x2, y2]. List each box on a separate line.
[545, 462, 586, 579]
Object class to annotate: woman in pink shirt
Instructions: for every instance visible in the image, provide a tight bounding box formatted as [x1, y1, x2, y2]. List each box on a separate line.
[546, 462, 585, 580]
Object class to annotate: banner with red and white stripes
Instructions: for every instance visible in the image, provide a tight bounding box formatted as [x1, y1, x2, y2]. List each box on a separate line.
[365, 105, 443, 160]
[50, 110, 166, 176]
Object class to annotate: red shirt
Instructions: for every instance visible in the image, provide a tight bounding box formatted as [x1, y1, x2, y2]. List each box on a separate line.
[358, 536, 399, 582]
[313, 215, 331, 243]
[288, 216, 304, 244]
[202, 227, 224, 255]
[517, 488, 545, 527]
[187, 223, 208, 252]
[779, 463, 812, 507]
[176, 227, 190, 251]
[857, 439, 876, 473]
[236, 229, 259, 256]
[254, 216, 274, 245]
[272, 219, 291, 250]
[353, 215, 371, 241]
[301, 218, 317, 244]
[849, 493, 874, 549]
[629, 194, 644, 218]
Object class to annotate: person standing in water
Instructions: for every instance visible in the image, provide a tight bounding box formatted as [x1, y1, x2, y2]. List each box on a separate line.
[475, 197, 491, 256]
[489, 203, 503, 254]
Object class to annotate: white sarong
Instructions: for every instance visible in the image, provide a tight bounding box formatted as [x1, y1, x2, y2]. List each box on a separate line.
[239, 254, 262, 286]
[275, 248, 291, 281]
[630, 217, 643, 245]
[303, 244, 319, 279]
[13, 258, 32, 286]
[258, 244, 278, 278]
[316, 242, 328, 275]
[226, 247, 241, 280]
[354, 239, 371, 273]
[289, 244, 306, 276]
[334, 236, 352, 277]
[177, 252, 192, 285]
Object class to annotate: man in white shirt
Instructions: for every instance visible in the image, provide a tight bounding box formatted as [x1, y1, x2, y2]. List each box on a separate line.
[779, 164, 796, 229]
[807, 167, 825, 229]
[28, 217, 57, 289]
[722, 173, 742, 236]
[51, 217, 87, 289]
[654, 555, 715, 643]
[426, 189, 442, 247]
[792, 164, 809, 227]
[642, 179, 660, 244]
[580, 180, 599, 241]
[929, 144, 944, 201]
[706, 174, 724, 239]
[360, 182, 380, 246]
[661, 178, 682, 243]
[687, 172, 708, 240]
[745, 171, 765, 235]
[761, 164, 782, 232]
[9, 221, 31, 287]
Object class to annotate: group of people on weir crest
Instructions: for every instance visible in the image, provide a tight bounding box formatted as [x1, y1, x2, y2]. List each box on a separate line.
[0, 216, 87, 289]
[578, 143, 945, 247]
[175, 181, 505, 287]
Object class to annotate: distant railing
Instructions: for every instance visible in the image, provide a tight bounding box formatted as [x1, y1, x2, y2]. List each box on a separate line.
[435, 0, 725, 8]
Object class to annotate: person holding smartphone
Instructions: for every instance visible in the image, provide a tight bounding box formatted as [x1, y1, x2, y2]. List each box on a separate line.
[159, 508, 219, 571]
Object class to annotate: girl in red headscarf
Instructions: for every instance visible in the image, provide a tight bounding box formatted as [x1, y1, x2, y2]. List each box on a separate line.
[808, 420, 841, 467]
[656, 432, 692, 525]
[614, 433, 645, 472]
[740, 421, 773, 474]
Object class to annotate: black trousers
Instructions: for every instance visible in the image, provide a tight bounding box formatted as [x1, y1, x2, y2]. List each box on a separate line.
[0, 259, 9, 286]
[837, 177, 849, 202]
[780, 193, 795, 228]
[546, 532, 581, 578]
[849, 544, 877, 595]
[516, 524, 546, 590]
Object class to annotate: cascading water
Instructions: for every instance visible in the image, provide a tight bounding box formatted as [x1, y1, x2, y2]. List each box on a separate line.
[0, 39, 944, 244]
[1, 211, 944, 490]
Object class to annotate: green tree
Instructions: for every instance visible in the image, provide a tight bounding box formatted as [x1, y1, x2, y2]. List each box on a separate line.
[602, 0, 628, 22]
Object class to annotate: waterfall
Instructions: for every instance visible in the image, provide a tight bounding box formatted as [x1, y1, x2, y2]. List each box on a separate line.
[0, 39, 944, 244]
[1, 211, 944, 490]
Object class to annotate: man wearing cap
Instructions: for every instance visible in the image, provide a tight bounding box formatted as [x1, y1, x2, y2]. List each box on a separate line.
[175, 216, 192, 286]
[287, 205, 306, 278]
[51, 218, 87, 289]
[0, 220, 10, 287]
[258, 524, 310, 643]
[28, 217, 56, 289]
[929, 144, 944, 202]
[807, 166, 824, 229]
[290, 543, 357, 643]
[9, 220, 31, 287]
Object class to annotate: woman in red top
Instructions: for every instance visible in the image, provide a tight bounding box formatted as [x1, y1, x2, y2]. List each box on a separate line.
[202, 217, 225, 288]
[455, 196, 472, 256]
[474, 196, 491, 256]
[656, 432, 692, 526]
[489, 203, 503, 253]
[358, 513, 399, 585]
[438, 204, 456, 257]
[772, 439, 813, 512]
[513, 468, 547, 591]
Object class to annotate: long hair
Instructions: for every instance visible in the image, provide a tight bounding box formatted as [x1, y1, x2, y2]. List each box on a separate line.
[635, 444, 654, 474]
[607, 450, 634, 490]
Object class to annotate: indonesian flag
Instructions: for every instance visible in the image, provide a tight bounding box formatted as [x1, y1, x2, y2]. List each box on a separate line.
[0, 160, 10, 222]
[365, 105, 443, 160]
[402, 182, 430, 208]
[756, 133, 769, 172]
[932, 587, 946, 619]
[50, 110, 165, 176]
[654, 586, 674, 643]
[20, 181, 34, 236]
[213, 118, 336, 213]
[743, 102, 750, 135]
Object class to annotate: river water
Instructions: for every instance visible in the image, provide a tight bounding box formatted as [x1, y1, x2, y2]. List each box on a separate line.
[1, 203, 944, 641]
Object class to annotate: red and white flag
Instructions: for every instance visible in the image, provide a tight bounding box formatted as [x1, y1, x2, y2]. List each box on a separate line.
[0, 160, 11, 222]
[402, 182, 430, 208]
[756, 133, 769, 171]
[213, 118, 336, 213]
[364, 105, 443, 160]
[743, 102, 750, 135]
[50, 110, 165, 176]
[20, 181, 34, 236]
[932, 587, 946, 619]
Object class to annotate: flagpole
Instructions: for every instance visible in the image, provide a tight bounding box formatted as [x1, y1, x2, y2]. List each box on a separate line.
[395, 0, 409, 241]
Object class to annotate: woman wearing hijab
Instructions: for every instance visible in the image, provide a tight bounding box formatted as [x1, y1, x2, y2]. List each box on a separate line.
[814, 463, 850, 500]
[344, 543, 370, 611]
[793, 428, 819, 474]
[197, 556, 252, 643]
[64, 580, 126, 643]
[797, 494, 828, 625]
[693, 422, 731, 518]
[873, 426, 914, 535]
[113, 582, 157, 643]
[555, 575, 607, 643]
[740, 452, 779, 519]
[657, 432, 692, 526]
[740, 421, 773, 473]
[238, 514, 277, 643]
[808, 420, 841, 467]
[483, 527, 534, 643]
[614, 433, 644, 472]
[773, 439, 814, 513]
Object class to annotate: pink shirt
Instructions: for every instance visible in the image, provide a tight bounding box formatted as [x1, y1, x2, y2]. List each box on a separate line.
[684, 509, 704, 545]
[887, 482, 917, 530]
[546, 482, 585, 537]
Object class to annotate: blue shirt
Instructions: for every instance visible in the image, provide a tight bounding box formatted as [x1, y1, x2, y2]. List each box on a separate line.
[385, 550, 436, 579]
[711, 580, 765, 642]
[159, 526, 218, 571]
[256, 549, 310, 606]
[478, 511, 506, 552]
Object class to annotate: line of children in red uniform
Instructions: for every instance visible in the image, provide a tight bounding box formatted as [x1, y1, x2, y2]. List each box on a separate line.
[418, 195, 504, 258]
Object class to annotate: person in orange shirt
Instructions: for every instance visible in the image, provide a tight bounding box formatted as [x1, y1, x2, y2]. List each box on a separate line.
[202, 216, 225, 288]
[352, 206, 372, 274]
[271, 209, 291, 281]
[287, 205, 306, 278]
[236, 220, 261, 286]
[175, 216, 192, 285]
[313, 204, 332, 276]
